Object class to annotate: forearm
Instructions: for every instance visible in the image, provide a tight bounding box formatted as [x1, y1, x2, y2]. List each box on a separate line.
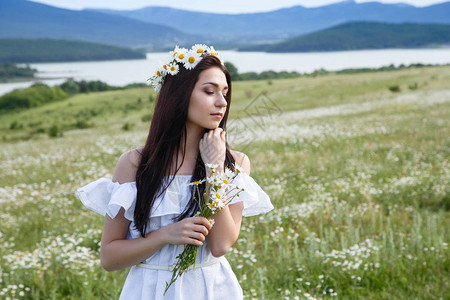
[207, 203, 243, 257]
[101, 227, 167, 271]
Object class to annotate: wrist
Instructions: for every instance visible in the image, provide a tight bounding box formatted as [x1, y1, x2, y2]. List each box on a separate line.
[150, 226, 169, 245]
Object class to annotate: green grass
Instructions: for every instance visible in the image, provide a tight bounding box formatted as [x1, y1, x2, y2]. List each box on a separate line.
[0, 65, 449, 299]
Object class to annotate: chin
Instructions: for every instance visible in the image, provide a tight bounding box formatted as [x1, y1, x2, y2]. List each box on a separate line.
[204, 122, 221, 130]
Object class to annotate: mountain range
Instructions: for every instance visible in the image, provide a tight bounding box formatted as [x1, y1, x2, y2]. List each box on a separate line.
[241, 22, 450, 52]
[92, 1, 450, 43]
[0, 0, 449, 49]
[0, 0, 194, 49]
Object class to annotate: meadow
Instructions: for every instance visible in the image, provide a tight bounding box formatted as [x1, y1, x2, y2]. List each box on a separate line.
[0, 65, 449, 299]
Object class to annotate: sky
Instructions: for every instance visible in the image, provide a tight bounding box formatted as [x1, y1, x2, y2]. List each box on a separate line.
[27, 0, 450, 13]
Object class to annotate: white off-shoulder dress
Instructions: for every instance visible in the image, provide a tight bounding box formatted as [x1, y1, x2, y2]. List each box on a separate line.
[77, 173, 273, 300]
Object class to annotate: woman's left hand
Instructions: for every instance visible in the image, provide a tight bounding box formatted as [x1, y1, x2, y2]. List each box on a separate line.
[199, 128, 226, 171]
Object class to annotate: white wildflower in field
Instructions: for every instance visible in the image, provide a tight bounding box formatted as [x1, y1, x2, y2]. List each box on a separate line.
[3, 230, 101, 275]
[317, 239, 380, 274]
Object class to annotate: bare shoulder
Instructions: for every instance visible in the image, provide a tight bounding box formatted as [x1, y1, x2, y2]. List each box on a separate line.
[112, 147, 143, 183]
[230, 149, 251, 175]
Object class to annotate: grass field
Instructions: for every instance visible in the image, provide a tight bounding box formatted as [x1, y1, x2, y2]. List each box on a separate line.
[0, 66, 449, 299]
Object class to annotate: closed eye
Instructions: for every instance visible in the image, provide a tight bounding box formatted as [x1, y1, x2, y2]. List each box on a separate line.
[205, 91, 227, 97]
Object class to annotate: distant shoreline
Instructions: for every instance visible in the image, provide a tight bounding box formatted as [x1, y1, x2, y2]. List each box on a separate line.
[1, 48, 449, 97]
[0, 38, 146, 64]
[2, 62, 449, 90]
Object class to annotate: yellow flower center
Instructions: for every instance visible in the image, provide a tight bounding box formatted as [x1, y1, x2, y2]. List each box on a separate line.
[173, 51, 178, 57]
[223, 179, 228, 184]
[216, 193, 220, 199]
[170, 66, 176, 71]
[193, 181, 200, 185]
[196, 49, 203, 53]
[163, 65, 167, 70]
[188, 56, 196, 64]
[208, 203, 214, 209]
[178, 54, 185, 59]
[156, 70, 161, 76]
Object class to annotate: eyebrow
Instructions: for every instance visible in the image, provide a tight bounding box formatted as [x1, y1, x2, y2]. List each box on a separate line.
[201, 82, 228, 90]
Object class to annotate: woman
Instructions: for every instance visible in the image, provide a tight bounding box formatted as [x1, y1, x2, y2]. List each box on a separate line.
[77, 44, 273, 299]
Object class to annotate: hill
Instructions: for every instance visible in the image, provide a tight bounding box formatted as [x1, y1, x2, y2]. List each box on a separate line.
[0, 39, 146, 63]
[0, 0, 197, 48]
[1, 0, 449, 48]
[0, 63, 37, 82]
[92, 1, 450, 44]
[239, 22, 450, 52]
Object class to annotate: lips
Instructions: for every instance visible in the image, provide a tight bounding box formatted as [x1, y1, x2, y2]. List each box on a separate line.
[211, 113, 223, 118]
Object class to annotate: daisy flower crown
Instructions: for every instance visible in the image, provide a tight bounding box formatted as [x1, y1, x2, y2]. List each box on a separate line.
[148, 44, 223, 93]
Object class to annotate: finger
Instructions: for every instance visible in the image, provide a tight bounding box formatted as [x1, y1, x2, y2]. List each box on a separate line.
[188, 231, 206, 242]
[192, 224, 209, 236]
[186, 238, 204, 246]
[214, 127, 223, 137]
[200, 217, 213, 230]
[191, 217, 212, 230]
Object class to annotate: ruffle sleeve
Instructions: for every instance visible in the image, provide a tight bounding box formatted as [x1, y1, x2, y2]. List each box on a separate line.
[76, 178, 137, 221]
[229, 173, 274, 217]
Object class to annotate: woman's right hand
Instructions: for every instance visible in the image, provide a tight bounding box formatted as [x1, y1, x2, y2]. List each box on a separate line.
[162, 217, 212, 246]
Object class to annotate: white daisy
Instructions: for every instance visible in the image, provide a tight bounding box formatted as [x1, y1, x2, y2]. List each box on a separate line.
[151, 77, 163, 93]
[173, 47, 188, 63]
[211, 189, 226, 208]
[205, 163, 219, 170]
[183, 50, 201, 70]
[169, 45, 183, 59]
[153, 83, 162, 93]
[216, 188, 226, 197]
[207, 202, 216, 212]
[207, 174, 220, 185]
[192, 43, 208, 54]
[167, 62, 180, 76]
[187, 179, 205, 186]
[209, 49, 223, 63]
[207, 45, 216, 53]
[223, 168, 235, 181]
[234, 163, 244, 174]
[213, 198, 225, 209]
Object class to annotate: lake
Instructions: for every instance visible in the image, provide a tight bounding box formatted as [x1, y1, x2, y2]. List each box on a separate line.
[1, 48, 450, 96]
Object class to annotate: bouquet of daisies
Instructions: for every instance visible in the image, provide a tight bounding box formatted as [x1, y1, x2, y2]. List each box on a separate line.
[164, 163, 244, 295]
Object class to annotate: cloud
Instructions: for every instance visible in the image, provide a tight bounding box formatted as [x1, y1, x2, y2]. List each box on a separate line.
[27, 0, 448, 13]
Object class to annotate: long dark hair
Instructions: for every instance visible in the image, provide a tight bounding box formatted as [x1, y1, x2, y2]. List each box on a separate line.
[135, 55, 236, 237]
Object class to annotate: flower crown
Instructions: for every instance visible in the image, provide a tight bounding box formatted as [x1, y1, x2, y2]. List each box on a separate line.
[148, 44, 223, 93]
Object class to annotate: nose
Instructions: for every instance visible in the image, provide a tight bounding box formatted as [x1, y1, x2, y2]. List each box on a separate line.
[216, 93, 227, 108]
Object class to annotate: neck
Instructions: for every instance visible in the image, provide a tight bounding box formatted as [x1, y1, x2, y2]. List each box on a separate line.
[183, 122, 204, 158]
[174, 122, 205, 173]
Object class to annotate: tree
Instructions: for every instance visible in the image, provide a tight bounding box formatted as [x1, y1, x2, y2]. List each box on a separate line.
[224, 62, 240, 81]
